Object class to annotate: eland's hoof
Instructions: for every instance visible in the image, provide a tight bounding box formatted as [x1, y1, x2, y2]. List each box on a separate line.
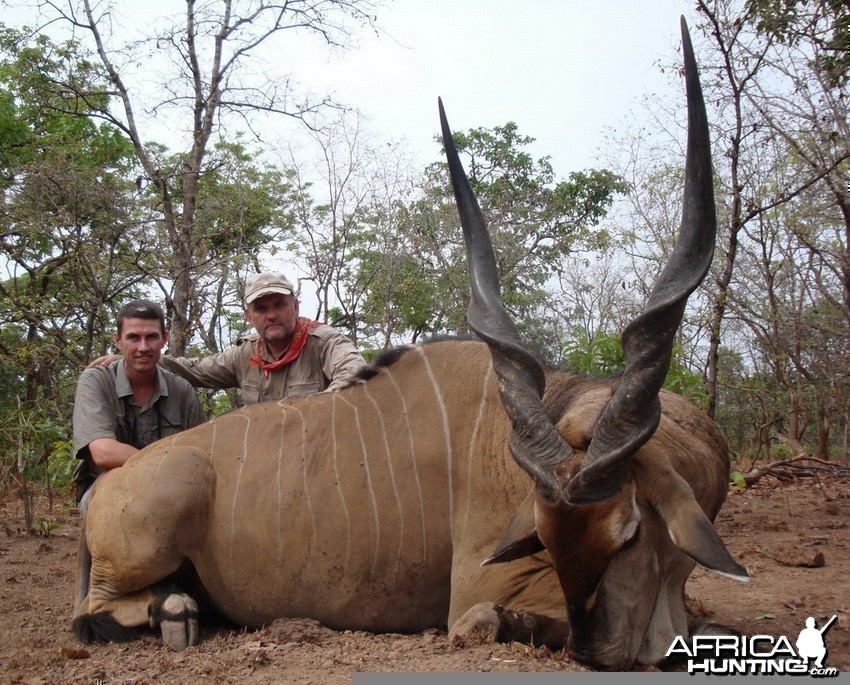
[150, 592, 200, 651]
[449, 602, 503, 647]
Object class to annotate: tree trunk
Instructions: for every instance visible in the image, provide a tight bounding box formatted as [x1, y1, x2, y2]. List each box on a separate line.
[815, 399, 830, 460]
[785, 385, 807, 455]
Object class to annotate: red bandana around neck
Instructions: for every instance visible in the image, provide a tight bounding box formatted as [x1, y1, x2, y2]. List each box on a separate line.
[249, 317, 320, 379]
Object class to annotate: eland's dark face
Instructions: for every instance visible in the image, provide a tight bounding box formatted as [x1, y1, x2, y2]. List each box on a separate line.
[535, 479, 693, 669]
[526, 432, 746, 669]
[533, 480, 649, 669]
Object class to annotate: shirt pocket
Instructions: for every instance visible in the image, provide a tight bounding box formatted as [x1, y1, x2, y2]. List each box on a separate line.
[114, 411, 134, 446]
[241, 380, 261, 404]
[157, 407, 186, 435]
[288, 381, 320, 398]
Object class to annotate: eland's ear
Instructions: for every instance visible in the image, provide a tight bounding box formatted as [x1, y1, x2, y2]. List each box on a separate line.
[649, 469, 749, 581]
[666, 499, 749, 581]
[482, 490, 545, 566]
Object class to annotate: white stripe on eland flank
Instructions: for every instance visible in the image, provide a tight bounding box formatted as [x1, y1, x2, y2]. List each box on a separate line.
[461, 364, 494, 540]
[331, 393, 353, 570]
[384, 368, 428, 566]
[149, 432, 180, 484]
[415, 347, 454, 531]
[361, 383, 405, 578]
[291, 405, 318, 576]
[338, 394, 382, 576]
[275, 407, 287, 575]
[196, 421, 217, 550]
[229, 414, 252, 582]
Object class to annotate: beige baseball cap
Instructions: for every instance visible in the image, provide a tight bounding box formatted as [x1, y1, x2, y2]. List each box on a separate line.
[244, 272, 295, 305]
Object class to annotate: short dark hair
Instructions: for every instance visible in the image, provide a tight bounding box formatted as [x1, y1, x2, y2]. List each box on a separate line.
[116, 299, 167, 335]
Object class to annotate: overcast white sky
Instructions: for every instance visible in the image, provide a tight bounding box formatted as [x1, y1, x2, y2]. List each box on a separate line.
[11, 0, 697, 173]
[291, 0, 693, 172]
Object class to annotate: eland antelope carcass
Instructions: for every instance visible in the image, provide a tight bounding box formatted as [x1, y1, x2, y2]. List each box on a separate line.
[72, 18, 747, 670]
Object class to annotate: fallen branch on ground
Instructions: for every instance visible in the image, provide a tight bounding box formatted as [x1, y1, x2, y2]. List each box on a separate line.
[739, 456, 850, 487]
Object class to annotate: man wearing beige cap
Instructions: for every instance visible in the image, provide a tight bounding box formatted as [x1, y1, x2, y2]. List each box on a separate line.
[161, 272, 367, 403]
[91, 272, 367, 404]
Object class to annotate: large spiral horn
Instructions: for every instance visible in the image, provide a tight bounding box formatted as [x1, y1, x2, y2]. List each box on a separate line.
[439, 98, 573, 504]
[566, 17, 717, 503]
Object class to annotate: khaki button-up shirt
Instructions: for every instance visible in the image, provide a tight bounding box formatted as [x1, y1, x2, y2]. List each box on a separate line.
[72, 361, 207, 484]
[158, 324, 367, 404]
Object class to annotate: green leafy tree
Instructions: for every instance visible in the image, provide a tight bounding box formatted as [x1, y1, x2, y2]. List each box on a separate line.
[16, 0, 379, 355]
[0, 29, 143, 356]
[0, 30, 143, 508]
[356, 122, 627, 359]
[748, 0, 850, 85]
[563, 330, 708, 406]
[0, 29, 146, 512]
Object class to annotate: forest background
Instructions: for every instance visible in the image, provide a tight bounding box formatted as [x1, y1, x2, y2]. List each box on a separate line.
[1, 0, 848, 530]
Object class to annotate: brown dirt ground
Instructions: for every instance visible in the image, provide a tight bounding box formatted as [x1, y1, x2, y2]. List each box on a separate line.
[1, 474, 848, 684]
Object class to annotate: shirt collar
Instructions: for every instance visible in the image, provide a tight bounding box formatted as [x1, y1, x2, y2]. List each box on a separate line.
[113, 359, 169, 405]
[260, 339, 284, 363]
